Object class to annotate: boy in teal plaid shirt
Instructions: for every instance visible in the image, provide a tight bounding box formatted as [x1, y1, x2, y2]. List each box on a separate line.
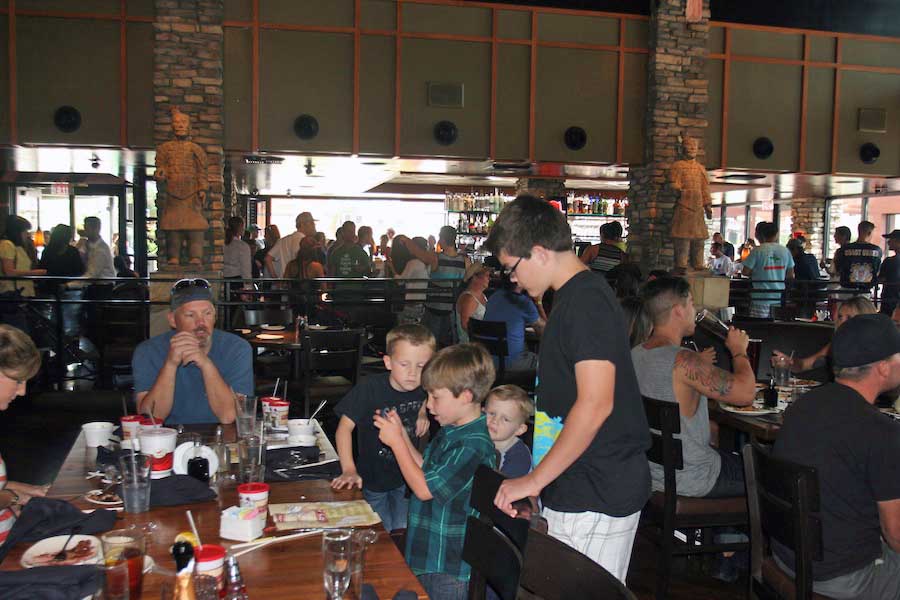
[374, 343, 497, 600]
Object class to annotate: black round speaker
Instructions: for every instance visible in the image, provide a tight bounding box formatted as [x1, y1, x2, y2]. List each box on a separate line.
[53, 106, 81, 133]
[293, 114, 319, 140]
[752, 137, 774, 160]
[433, 120, 458, 146]
[564, 126, 587, 151]
[859, 142, 880, 165]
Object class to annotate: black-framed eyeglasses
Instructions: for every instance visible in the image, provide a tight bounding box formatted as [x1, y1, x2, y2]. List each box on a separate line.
[503, 257, 523, 278]
[171, 278, 211, 294]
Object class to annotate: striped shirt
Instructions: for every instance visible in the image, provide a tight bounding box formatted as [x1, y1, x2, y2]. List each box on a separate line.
[588, 243, 626, 273]
[0, 453, 15, 545]
[405, 414, 496, 580]
[425, 253, 466, 314]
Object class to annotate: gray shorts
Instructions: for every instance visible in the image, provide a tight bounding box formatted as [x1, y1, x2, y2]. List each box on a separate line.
[776, 542, 900, 600]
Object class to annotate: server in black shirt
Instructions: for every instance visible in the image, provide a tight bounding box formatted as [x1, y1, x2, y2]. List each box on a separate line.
[835, 221, 883, 290]
[774, 314, 900, 599]
[485, 195, 650, 584]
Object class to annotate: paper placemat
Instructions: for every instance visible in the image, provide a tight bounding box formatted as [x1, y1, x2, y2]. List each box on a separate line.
[269, 501, 381, 530]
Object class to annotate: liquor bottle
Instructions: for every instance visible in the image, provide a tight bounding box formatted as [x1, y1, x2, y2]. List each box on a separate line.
[223, 555, 249, 600]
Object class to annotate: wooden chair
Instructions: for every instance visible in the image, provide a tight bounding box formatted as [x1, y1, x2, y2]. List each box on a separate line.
[300, 328, 365, 416]
[743, 441, 829, 600]
[641, 396, 749, 600]
[463, 516, 524, 600]
[468, 319, 536, 392]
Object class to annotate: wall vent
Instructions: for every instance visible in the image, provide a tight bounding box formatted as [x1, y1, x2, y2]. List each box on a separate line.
[858, 108, 886, 133]
[427, 82, 464, 108]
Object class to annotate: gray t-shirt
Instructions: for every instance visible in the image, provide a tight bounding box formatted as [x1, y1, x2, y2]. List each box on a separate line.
[631, 344, 721, 497]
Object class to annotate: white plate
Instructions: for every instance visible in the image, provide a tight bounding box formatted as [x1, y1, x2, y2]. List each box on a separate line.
[172, 441, 220, 476]
[84, 489, 123, 506]
[21, 535, 101, 568]
[306, 324, 328, 330]
[260, 324, 285, 331]
[256, 333, 284, 340]
[234, 328, 251, 334]
[720, 404, 777, 416]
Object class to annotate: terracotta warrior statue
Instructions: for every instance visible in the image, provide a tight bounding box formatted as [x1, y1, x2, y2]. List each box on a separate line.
[155, 107, 208, 266]
[669, 136, 712, 272]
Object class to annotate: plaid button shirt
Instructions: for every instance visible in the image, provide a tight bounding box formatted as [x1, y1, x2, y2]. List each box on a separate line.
[404, 414, 497, 580]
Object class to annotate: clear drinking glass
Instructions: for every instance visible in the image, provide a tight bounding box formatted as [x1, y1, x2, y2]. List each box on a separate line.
[93, 561, 130, 600]
[322, 529, 352, 600]
[234, 394, 258, 438]
[771, 354, 792, 386]
[117, 454, 151, 514]
[236, 435, 266, 483]
[100, 529, 146, 600]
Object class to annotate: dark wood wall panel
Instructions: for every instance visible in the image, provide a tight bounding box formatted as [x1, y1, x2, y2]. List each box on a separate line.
[621, 53, 646, 164]
[260, 0, 355, 28]
[18, 0, 118, 13]
[399, 38, 490, 157]
[804, 68, 834, 173]
[401, 3, 491, 37]
[624, 19, 648, 48]
[708, 26, 725, 54]
[727, 61, 801, 171]
[224, 0, 252, 22]
[841, 39, 900, 69]
[495, 44, 530, 160]
[224, 27, 252, 151]
[360, 0, 396, 31]
[497, 10, 531, 40]
[359, 35, 395, 155]
[0, 17, 9, 144]
[126, 22, 154, 148]
[731, 29, 803, 60]
[17, 17, 120, 145]
[535, 46, 617, 162]
[836, 70, 900, 174]
[705, 59, 724, 167]
[258, 31, 354, 152]
[537, 13, 618, 46]
[126, 0, 154, 17]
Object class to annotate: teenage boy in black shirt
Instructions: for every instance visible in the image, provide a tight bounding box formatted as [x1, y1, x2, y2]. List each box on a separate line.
[774, 314, 900, 599]
[836, 220, 883, 291]
[485, 195, 650, 583]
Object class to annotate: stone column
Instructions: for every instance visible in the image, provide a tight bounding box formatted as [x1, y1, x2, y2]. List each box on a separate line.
[153, 0, 225, 274]
[791, 197, 827, 258]
[626, 0, 710, 273]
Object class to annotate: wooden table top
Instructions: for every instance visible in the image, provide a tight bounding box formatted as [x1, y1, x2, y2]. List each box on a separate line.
[708, 402, 782, 442]
[2, 429, 427, 599]
[237, 328, 301, 348]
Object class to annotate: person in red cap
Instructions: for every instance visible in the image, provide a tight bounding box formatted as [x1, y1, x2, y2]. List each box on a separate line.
[774, 313, 900, 599]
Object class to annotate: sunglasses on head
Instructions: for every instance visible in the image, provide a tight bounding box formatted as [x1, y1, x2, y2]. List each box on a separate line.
[171, 278, 211, 294]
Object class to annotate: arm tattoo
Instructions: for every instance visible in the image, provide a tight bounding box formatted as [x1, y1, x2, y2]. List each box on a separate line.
[676, 350, 734, 398]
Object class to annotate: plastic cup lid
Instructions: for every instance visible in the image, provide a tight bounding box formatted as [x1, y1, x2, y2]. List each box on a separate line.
[195, 544, 226, 561]
[237, 483, 270, 494]
[138, 427, 177, 438]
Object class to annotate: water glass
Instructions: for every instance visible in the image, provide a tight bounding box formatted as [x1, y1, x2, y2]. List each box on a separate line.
[93, 561, 130, 600]
[234, 394, 258, 438]
[322, 529, 352, 600]
[772, 354, 792, 386]
[118, 454, 151, 514]
[100, 529, 146, 600]
[237, 435, 266, 483]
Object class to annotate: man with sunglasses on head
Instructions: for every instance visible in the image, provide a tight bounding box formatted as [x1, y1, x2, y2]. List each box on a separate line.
[485, 195, 650, 584]
[132, 279, 253, 425]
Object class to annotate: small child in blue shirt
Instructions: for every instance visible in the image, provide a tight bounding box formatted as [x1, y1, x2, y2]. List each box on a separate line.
[484, 384, 534, 478]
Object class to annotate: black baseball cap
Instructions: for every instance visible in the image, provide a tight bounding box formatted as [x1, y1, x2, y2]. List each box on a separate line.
[882, 229, 900, 240]
[832, 313, 900, 369]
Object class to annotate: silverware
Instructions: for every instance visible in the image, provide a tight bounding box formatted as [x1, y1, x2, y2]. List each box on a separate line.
[53, 526, 81, 561]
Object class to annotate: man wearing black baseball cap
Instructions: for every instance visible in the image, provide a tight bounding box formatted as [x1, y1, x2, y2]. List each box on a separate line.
[879, 229, 900, 316]
[132, 279, 253, 424]
[773, 313, 900, 598]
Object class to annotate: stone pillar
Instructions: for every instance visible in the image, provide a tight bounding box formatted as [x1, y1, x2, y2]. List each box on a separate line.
[626, 0, 710, 273]
[153, 0, 225, 275]
[791, 197, 827, 259]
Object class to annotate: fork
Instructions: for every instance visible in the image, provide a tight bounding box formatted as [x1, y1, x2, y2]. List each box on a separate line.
[53, 526, 81, 561]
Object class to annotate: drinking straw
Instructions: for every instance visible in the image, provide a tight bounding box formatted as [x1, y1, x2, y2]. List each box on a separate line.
[272, 378, 280, 398]
[186, 510, 203, 547]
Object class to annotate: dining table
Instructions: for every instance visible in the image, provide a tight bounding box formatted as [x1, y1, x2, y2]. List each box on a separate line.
[0, 425, 427, 599]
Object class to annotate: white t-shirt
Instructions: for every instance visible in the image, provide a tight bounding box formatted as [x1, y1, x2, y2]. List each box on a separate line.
[267, 231, 305, 278]
[399, 259, 429, 301]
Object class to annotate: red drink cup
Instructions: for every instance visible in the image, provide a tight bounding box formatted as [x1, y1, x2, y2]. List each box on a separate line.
[238, 482, 270, 510]
[195, 544, 227, 592]
[120, 416, 142, 441]
[137, 427, 178, 478]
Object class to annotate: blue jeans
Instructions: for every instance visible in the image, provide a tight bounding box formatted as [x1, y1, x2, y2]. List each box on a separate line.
[417, 573, 468, 600]
[363, 486, 408, 532]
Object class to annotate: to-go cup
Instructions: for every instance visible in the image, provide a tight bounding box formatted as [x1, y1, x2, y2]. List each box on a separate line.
[194, 544, 226, 593]
[137, 427, 178, 478]
[82, 422, 116, 448]
[262, 398, 289, 430]
[238, 482, 270, 512]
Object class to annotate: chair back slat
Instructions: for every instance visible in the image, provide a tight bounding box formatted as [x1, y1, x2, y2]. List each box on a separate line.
[744, 441, 823, 600]
[470, 465, 530, 550]
[642, 396, 684, 472]
[469, 319, 510, 381]
[462, 517, 523, 600]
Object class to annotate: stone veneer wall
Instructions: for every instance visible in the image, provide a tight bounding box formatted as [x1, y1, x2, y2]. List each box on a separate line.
[153, 0, 225, 273]
[626, 0, 711, 273]
[792, 197, 828, 259]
